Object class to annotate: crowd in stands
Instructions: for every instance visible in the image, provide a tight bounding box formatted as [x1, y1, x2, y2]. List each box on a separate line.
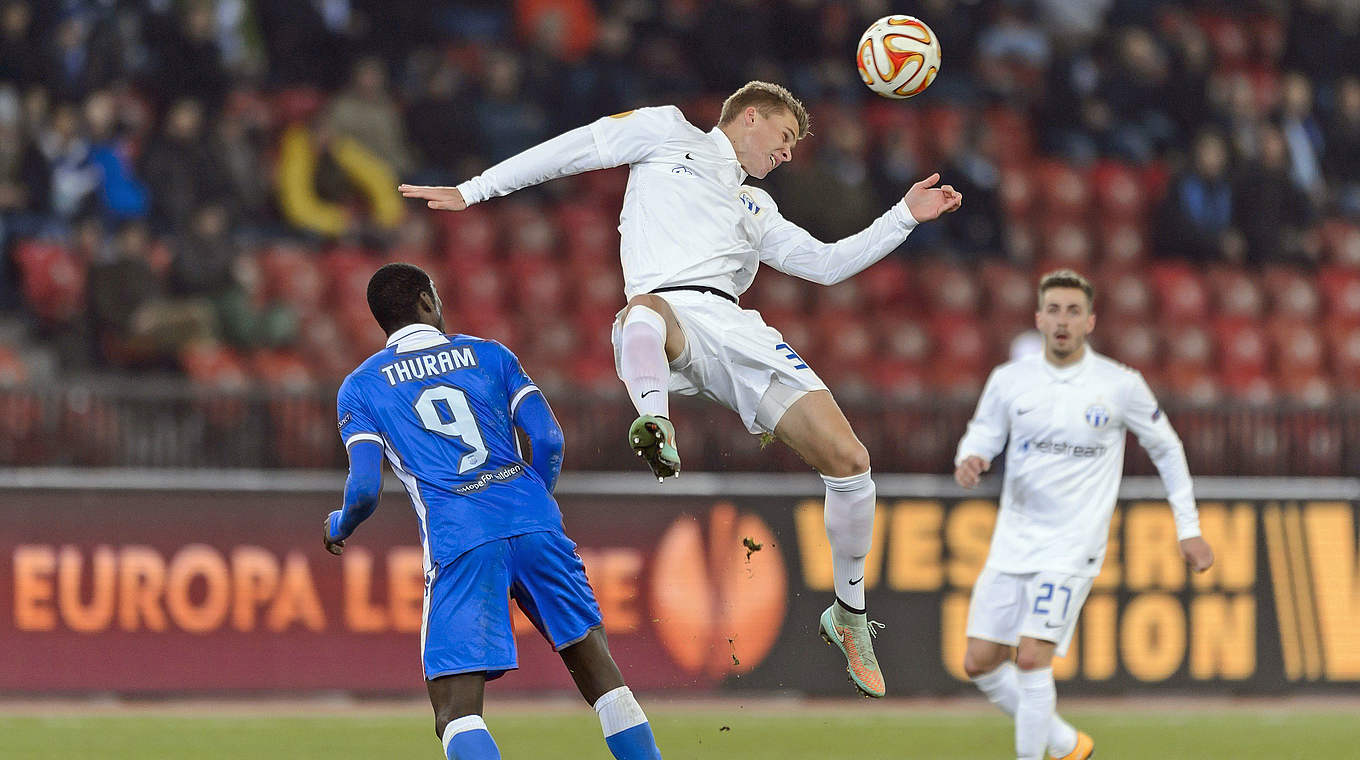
[1, 0, 1359, 410]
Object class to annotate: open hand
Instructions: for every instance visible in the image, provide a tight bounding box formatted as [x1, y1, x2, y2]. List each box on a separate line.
[903, 173, 963, 222]
[953, 455, 990, 489]
[398, 184, 467, 211]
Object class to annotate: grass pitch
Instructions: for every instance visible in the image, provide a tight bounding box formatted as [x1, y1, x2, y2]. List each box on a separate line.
[2, 702, 1353, 759]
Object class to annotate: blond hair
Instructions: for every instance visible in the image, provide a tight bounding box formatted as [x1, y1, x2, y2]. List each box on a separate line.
[718, 81, 810, 139]
[1037, 269, 1095, 310]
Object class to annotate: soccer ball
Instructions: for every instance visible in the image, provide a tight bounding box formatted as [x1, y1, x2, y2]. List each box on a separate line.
[856, 15, 941, 99]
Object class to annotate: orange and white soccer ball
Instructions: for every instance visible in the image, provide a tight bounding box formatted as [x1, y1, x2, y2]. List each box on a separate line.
[856, 15, 941, 99]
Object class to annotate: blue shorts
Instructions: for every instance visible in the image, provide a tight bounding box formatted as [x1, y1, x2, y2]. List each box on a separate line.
[422, 530, 603, 680]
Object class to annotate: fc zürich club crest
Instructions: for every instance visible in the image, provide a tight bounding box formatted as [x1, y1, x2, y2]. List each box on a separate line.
[1084, 404, 1110, 429]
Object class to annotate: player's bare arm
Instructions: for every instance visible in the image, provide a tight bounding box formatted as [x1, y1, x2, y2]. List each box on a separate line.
[953, 455, 990, 489]
[903, 172, 963, 222]
[1179, 535, 1214, 572]
[398, 184, 467, 211]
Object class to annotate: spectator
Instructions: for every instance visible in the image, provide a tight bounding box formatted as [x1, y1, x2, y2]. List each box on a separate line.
[321, 56, 414, 178]
[1233, 123, 1313, 266]
[0, 85, 49, 219]
[35, 100, 99, 222]
[473, 50, 550, 162]
[1278, 72, 1326, 205]
[274, 120, 404, 239]
[150, 0, 227, 110]
[1325, 76, 1360, 215]
[0, 1, 43, 86]
[404, 54, 476, 183]
[1157, 129, 1241, 263]
[141, 97, 228, 231]
[83, 89, 148, 222]
[212, 89, 272, 226]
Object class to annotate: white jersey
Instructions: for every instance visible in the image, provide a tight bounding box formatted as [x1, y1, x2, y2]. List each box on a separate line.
[457, 105, 918, 300]
[954, 349, 1200, 577]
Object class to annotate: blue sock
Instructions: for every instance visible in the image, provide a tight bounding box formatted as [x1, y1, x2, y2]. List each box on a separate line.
[594, 686, 663, 760]
[443, 715, 500, 760]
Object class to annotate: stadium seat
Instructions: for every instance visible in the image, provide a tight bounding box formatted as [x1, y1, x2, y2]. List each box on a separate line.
[751, 271, 810, 314]
[927, 315, 988, 372]
[1268, 319, 1325, 375]
[879, 316, 932, 365]
[1163, 323, 1213, 368]
[180, 341, 250, 391]
[927, 363, 985, 401]
[453, 267, 509, 315]
[859, 257, 912, 312]
[436, 204, 499, 262]
[820, 317, 876, 370]
[1319, 219, 1360, 267]
[1318, 266, 1360, 324]
[1098, 322, 1159, 374]
[260, 244, 324, 310]
[512, 263, 570, 316]
[1220, 366, 1276, 404]
[1277, 368, 1333, 406]
[270, 86, 326, 124]
[1149, 263, 1209, 322]
[1215, 319, 1271, 374]
[1327, 324, 1360, 392]
[1162, 364, 1222, 405]
[0, 344, 28, 386]
[14, 241, 86, 325]
[270, 398, 334, 467]
[1040, 220, 1094, 269]
[1264, 266, 1320, 321]
[999, 165, 1036, 219]
[1097, 220, 1148, 270]
[1091, 160, 1146, 221]
[296, 314, 353, 381]
[1101, 270, 1153, 321]
[320, 246, 374, 308]
[1206, 266, 1265, 321]
[1197, 13, 1248, 65]
[920, 261, 980, 316]
[979, 261, 1032, 321]
[252, 349, 316, 391]
[870, 360, 928, 402]
[981, 107, 1034, 163]
[1036, 160, 1092, 219]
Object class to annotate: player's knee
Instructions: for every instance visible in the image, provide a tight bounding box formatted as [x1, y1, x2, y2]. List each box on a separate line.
[433, 709, 475, 741]
[1014, 649, 1049, 671]
[821, 440, 870, 479]
[962, 652, 996, 679]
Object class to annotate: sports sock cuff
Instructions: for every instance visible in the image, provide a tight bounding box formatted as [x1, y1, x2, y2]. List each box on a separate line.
[442, 715, 489, 751]
[623, 305, 667, 337]
[1017, 666, 1053, 688]
[821, 469, 872, 491]
[593, 686, 648, 736]
[972, 660, 1016, 687]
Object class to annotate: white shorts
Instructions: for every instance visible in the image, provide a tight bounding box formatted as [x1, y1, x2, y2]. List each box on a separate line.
[611, 289, 827, 434]
[965, 566, 1095, 657]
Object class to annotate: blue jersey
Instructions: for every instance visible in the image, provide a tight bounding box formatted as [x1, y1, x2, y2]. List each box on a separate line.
[337, 323, 564, 566]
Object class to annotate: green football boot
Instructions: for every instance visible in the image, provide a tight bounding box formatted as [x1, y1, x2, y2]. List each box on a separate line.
[819, 603, 886, 698]
[628, 414, 680, 482]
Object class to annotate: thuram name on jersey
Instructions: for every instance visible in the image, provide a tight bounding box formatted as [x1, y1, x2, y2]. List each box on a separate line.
[379, 346, 479, 386]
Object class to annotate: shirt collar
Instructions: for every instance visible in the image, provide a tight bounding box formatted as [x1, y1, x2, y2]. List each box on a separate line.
[708, 126, 748, 183]
[385, 323, 442, 348]
[1041, 346, 1092, 382]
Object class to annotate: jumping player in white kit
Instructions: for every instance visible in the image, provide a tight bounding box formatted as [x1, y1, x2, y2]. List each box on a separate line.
[953, 270, 1215, 760]
[400, 81, 963, 698]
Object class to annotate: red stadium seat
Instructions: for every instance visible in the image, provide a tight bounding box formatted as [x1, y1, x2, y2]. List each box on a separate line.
[778, 318, 820, 363]
[981, 107, 1034, 163]
[1263, 267, 1320, 321]
[0, 344, 28, 386]
[1091, 161, 1146, 221]
[320, 246, 373, 308]
[1101, 270, 1153, 321]
[999, 165, 1036, 219]
[859, 257, 912, 312]
[880, 316, 932, 365]
[752, 271, 811, 314]
[1162, 364, 1222, 405]
[928, 315, 988, 372]
[297, 314, 353, 381]
[920, 262, 980, 316]
[452, 267, 509, 315]
[1327, 325, 1360, 392]
[821, 317, 876, 369]
[271, 86, 326, 124]
[1268, 320, 1325, 374]
[1099, 323, 1159, 374]
[870, 360, 928, 402]
[1150, 263, 1209, 322]
[1277, 369, 1333, 407]
[979, 261, 1033, 321]
[1220, 367, 1276, 404]
[1163, 323, 1213, 368]
[252, 349, 316, 391]
[260, 244, 324, 310]
[14, 240, 86, 325]
[1040, 220, 1094, 269]
[180, 341, 250, 390]
[436, 204, 499, 262]
[1206, 266, 1265, 321]
[1319, 266, 1360, 324]
[512, 263, 570, 316]
[1215, 318, 1270, 374]
[1097, 220, 1148, 270]
[1319, 219, 1360, 268]
[1036, 160, 1092, 219]
[927, 363, 985, 401]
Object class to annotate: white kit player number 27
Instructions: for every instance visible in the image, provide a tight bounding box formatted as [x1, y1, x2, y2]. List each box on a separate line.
[415, 385, 489, 473]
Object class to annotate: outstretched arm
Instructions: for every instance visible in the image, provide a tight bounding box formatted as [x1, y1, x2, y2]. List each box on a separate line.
[400, 106, 685, 211]
[323, 440, 384, 556]
[759, 173, 962, 285]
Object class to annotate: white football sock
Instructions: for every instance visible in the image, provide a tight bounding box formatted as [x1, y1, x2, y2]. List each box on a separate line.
[972, 662, 1078, 756]
[619, 306, 669, 419]
[822, 469, 875, 611]
[1016, 667, 1057, 760]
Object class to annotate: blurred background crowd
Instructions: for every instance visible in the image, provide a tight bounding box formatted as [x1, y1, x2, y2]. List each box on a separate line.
[1, 0, 1359, 473]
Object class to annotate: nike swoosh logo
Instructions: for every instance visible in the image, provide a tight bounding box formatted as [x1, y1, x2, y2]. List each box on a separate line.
[1043, 621, 1064, 629]
[1017, 408, 1033, 415]
[685, 152, 695, 160]
[641, 390, 660, 398]
[848, 576, 864, 586]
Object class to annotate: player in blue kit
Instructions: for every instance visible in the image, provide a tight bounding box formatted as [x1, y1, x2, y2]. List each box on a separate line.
[321, 263, 663, 760]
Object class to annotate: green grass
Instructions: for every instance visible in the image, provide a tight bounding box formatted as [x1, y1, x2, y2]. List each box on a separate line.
[2, 706, 1353, 759]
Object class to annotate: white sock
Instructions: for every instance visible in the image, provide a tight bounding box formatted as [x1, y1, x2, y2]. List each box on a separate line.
[1016, 667, 1057, 760]
[822, 469, 875, 611]
[972, 662, 1078, 756]
[619, 307, 669, 419]
[593, 685, 648, 735]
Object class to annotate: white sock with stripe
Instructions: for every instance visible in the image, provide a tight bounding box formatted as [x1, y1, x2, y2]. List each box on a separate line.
[619, 306, 669, 419]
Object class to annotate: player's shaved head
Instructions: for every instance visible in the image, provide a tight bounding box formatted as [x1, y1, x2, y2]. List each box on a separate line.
[368, 262, 438, 334]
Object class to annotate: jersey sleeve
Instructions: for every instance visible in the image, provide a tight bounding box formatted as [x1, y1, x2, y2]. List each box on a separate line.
[337, 374, 383, 450]
[756, 191, 919, 286]
[491, 342, 541, 417]
[457, 106, 684, 205]
[1122, 372, 1200, 539]
[954, 367, 1011, 467]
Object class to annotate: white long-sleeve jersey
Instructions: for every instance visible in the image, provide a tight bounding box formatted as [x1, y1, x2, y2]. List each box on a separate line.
[456, 105, 918, 300]
[954, 349, 1200, 577]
